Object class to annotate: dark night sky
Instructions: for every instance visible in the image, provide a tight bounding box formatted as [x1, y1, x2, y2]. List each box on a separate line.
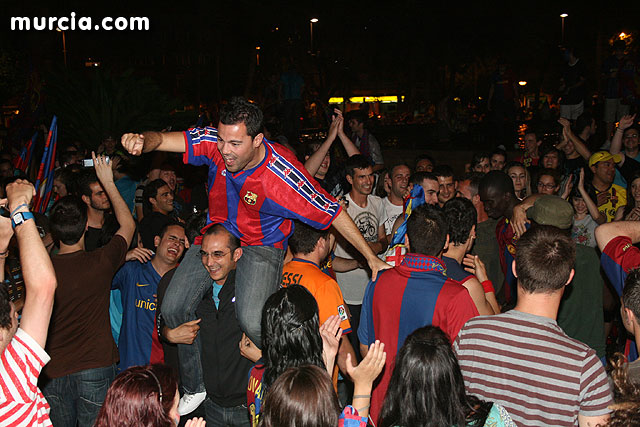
[2, 1, 640, 102]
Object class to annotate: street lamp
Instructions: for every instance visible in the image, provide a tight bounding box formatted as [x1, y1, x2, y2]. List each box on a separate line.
[56, 27, 67, 67]
[255, 46, 261, 66]
[310, 18, 319, 54]
[560, 13, 568, 44]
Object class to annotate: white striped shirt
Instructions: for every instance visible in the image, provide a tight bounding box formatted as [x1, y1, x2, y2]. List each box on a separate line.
[0, 328, 52, 426]
[454, 310, 612, 426]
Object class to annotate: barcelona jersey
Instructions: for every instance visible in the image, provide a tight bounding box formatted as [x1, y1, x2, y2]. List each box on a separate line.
[183, 128, 341, 249]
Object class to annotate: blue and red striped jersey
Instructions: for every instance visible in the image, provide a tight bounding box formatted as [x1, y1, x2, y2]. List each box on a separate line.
[183, 127, 341, 249]
[358, 253, 479, 423]
[601, 236, 639, 362]
[111, 260, 164, 371]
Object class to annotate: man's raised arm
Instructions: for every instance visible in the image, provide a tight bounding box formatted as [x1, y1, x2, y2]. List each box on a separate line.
[331, 209, 391, 280]
[595, 220, 640, 252]
[7, 180, 56, 348]
[121, 131, 186, 156]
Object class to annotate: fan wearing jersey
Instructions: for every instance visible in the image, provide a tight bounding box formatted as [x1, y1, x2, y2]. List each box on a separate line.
[111, 223, 186, 371]
[121, 97, 390, 415]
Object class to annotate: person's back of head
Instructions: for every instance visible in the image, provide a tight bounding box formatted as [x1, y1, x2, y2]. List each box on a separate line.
[443, 197, 477, 246]
[288, 221, 329, 256]
[406, 204, 448, 256]
[623, 269, 640, 332]
[261, 285, 324, 387]
[260, 365, 340, 427]
[94, 364, 178, 427]
[50, 195, 88, 246]
[516, 225, 575, 294]
[219, 97, 264, 139]
[379, 326, 489, 427]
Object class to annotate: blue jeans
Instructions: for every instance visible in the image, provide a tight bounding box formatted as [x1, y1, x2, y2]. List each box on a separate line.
[162, 244, 283, 394]
[204, 398, 250, 427]
[41, 364, 116, 427]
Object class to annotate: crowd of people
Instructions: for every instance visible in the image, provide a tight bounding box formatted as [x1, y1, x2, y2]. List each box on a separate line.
[2, 92, 640, 427]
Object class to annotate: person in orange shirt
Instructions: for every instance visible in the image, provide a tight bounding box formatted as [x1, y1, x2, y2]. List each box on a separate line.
[281, 222, 357, 382]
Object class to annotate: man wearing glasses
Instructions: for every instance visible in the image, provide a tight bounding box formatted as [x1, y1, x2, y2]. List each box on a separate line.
[161, 224, 254, 426]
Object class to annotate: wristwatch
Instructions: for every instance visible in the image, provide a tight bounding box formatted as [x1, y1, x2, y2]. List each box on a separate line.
[11, 211, 34, 229]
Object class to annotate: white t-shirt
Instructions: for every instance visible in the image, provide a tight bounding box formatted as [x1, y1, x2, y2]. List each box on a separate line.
[335, 193, 386, 305]
[572, 215, 598, 248]
[0, 328, 52, 426]
[380, 197, 403, 237]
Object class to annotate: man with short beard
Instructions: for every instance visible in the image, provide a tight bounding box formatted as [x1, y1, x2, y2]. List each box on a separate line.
[381, 164, 410, 241]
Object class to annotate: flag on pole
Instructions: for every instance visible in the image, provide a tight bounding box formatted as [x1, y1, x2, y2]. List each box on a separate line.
[33, 116, 58, 213]
[13, 131, 37, 173]
[384, 184, 426, 266]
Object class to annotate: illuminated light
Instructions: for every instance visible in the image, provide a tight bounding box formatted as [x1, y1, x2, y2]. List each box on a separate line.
[478, 96, 483, 100]
[377, 115, 381, 119]
[518, 81, 527, 86]
[619, 32, 626, 39]
[255, 46, 261, 50]
[56, 27, 62, 32]
[328, 97, 344, 104]
[14, 110, 19, 114]
[453, 97, 461, 102]
[560, 13, 568, 18]
[330, 96, 403, 104]
[275, 27, 279, 31]
[310, 18, 319, 23]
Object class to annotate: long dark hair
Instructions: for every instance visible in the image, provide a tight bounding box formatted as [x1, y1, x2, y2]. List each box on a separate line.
[261, 285, 325, 388]
[624, 170, 640, 218]
[94, 364, 178, 427]
[260, 365, 341, 427]
[378, 326, 491, 427]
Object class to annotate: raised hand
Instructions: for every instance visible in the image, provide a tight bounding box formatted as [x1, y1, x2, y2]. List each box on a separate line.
[121, 133, 145, 156]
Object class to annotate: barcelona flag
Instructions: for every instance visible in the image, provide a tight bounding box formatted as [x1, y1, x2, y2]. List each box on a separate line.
[33, 116, 58, 213]
[13, 131, 37, 174]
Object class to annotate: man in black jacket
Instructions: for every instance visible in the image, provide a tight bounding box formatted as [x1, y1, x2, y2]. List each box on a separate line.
[163, 224, 252, 424]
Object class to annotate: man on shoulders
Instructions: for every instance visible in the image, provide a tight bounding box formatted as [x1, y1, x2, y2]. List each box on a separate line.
[121, 97, 389, 413]
[455, 225, 612, 427]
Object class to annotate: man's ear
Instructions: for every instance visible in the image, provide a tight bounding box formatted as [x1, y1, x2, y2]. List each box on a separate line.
[442, 234, 450, 252]
[233, 247, 243, 262]
[511, 260, 517, 278]
[403, 234, 410, 251]
[590, 165, 597, 174]
[149, 197, 158, 209]
[624, 306, 638, 332]
[154, 235, 161, 249]
[346, 174, 354, 185]
[564, 269, 575, 287]
[81, 194, 90, 206]
[253, 133, 264, 148]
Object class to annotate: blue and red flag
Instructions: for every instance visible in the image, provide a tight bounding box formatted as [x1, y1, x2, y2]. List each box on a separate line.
[33, 116, 58, 213]
[13, 131, 37, 173]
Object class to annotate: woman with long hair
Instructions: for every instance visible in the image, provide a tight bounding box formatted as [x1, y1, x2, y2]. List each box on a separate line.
[247, 285, 330, 425]
[260, 342, 386, 427]
[621, 170, 640, 221]
[378, 326, 514, 427]
[94, 364, 204, 427]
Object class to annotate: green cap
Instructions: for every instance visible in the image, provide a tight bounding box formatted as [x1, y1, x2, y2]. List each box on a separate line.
[526, 195, 574, 230]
